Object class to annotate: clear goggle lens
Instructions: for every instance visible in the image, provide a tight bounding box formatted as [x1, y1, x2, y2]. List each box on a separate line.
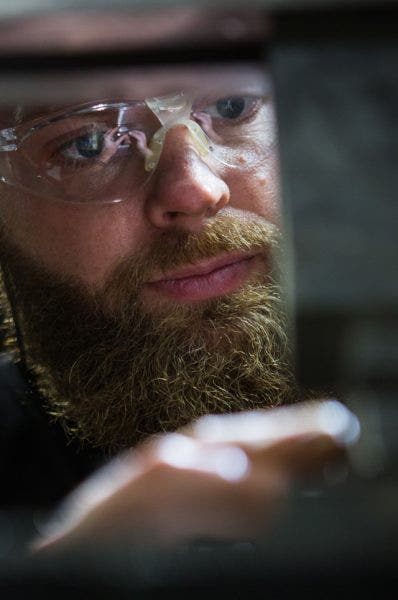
[1, 90, 272, 204]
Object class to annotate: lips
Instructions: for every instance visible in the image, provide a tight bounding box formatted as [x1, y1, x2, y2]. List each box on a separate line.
[145, 252, 262, 302]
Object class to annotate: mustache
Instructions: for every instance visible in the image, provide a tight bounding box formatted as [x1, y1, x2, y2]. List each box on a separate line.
[0, 214, 280, 326]
[103, 214, 279, 292]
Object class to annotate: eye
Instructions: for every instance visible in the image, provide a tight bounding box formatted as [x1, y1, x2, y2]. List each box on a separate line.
[64, 130, 105, 159]
[204, 96, 261, 122]
[216, 97, 246, 119]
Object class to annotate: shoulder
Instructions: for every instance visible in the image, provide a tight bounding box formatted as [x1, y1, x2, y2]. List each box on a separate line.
[0, 353, 32, 437]
[0, 354, 101, 507]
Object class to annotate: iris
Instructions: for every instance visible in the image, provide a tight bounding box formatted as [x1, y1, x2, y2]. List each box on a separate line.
[75, 131, 104, 158]
[216, 97, 245, 120]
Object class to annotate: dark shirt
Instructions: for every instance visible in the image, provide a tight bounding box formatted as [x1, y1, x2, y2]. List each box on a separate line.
[0, 354, 104, 509]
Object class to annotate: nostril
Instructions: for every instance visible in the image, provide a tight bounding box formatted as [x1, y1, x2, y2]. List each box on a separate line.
[146, 144, 231, 230]
[207, 195, 228, 217]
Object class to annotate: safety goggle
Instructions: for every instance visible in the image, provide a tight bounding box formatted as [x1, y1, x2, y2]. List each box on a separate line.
[0, 89, 272, 205]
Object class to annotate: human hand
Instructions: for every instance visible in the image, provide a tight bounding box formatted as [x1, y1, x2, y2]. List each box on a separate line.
[96, 127, 130, 164]
[32, 400, 360, 553]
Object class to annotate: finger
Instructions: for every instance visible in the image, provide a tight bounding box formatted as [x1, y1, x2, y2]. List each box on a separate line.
[114, 134, 130, 146]
[189, 399, 360, 452]
[104, 126, 119, 141]
[245, 432, 346, 477]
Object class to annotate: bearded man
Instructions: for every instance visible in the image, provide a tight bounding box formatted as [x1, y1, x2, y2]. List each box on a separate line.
[0, 62, 353, 552]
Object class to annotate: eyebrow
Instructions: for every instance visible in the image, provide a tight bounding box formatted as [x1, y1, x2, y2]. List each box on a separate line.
[15, 104, 78, 125]
[1, 63, 272, 127]
[16, 92, 272, 127]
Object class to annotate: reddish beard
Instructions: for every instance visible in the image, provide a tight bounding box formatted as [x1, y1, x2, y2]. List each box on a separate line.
[0, 215, 295, 452]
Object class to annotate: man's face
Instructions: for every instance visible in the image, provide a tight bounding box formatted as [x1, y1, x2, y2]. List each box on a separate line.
[1, 65, 280, 289]
[0, 64, 294, 451]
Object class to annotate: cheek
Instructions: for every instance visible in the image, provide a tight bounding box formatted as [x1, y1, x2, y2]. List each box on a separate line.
[0, 192, 148, 287]
[226, 147, 281, 225]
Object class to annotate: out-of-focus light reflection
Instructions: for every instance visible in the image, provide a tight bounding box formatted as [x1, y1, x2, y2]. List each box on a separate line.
[316, 401, 361, 446]
[156, 433, 250, 482]
[193, 400, 361, 448]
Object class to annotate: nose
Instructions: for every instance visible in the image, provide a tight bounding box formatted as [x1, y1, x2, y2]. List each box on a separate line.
[144, 125, 230, 233]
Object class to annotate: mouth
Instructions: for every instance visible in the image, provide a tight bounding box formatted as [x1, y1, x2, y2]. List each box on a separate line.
[145, 252, 264, 302]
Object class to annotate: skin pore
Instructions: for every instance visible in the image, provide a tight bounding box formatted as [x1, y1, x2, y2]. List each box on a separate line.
[0, 65, 296, 452]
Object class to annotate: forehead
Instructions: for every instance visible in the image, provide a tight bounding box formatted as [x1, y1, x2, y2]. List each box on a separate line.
[111, 63, 270, 98]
